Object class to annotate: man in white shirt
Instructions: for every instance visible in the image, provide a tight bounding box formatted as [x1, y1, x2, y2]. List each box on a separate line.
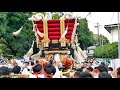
[43, 54, 61, 78]
[29, 64, 44, 78]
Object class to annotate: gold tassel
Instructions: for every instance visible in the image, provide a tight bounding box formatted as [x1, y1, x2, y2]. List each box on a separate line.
[27, 48, 33, 55]
[75, 34, 78, 43]
[33, 24, 39, 48]
[32, 21, 36, 32]
[36, 36, 39, 48]
[12, 26, 23, 36]
[31, 50, 42, 60]
[36, 28, 45, 37]
[28, 13, 44, 21]
[61, 26, 68, 38]
[31, 41, 34, 48]
[25, 41, 34, 57]
[71, 18, 77, 43]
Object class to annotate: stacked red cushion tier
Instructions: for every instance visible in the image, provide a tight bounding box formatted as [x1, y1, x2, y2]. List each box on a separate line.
[34, 19, 75, 40]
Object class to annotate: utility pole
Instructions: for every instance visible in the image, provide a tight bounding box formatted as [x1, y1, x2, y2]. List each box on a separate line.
[95, 22, 101, 45]
[101, 35, 103, 46]
[117, 12, 120, 58]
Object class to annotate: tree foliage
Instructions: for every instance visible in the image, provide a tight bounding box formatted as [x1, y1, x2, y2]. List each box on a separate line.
[0, 12, 110, 58]
[77, 18, 95, 50]
[52, 12, 62, 19]
[93, 34, 110, 46]
[93, 42, 118, 59]
[0, 12, 35, 57]
[0, 12, 62, 58]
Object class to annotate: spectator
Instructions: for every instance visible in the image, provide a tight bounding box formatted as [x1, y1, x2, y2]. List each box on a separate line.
[74, 71, 94, 78]
[87, 61, 93, 67]
[117, 67, 120, 78]
[101, 62, 105, 65]
[12, 66, 21, 74]
[86, 66, 98, 78]
[86, 67, 93, 73]
[97, 65, 108, 74]
[35, 60, 39, 65]
[61, 68, 71, 78]
[80, 72, 94, 78]
[43, 64, 56, 78]
[29, 64, 44, 78]
[27, 61, 35, 72]
[99, 72, 112, 78]
[76, 68, 83, 72]
[107, 62, 111, 67]
[108, 67, 115, 78]
[74, 71, 81, 78]
[0, 66, 9, 75]
[93, 66, 98, 73]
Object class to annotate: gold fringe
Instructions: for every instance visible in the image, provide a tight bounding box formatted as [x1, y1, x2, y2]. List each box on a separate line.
[41, 18, 50, 47]
[35, 24, 39, 48]
[59, 17, 67, 46]
[71, 18, 77, 43]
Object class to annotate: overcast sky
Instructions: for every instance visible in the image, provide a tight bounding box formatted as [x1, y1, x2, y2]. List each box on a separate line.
[73, 12, 118, 43]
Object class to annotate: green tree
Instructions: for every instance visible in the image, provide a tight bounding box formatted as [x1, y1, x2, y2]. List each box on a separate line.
[93, 42, 118, 59]
[77, 18, 95, 50]
[0, 12, 35, 57]
[52, 12, 61, 19]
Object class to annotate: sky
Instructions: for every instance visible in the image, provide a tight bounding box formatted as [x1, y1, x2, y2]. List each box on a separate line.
[73, 12, 118, 43]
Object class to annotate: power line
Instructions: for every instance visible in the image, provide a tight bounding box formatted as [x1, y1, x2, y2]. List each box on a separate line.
[85, 12, 91, 18]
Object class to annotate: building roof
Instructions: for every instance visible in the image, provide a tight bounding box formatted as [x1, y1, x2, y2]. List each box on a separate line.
[104, 23, 119, 33]
[87, 46, 96, 50]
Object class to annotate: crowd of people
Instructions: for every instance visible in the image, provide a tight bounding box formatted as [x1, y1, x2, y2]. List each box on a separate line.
[0, 54, 120, 78]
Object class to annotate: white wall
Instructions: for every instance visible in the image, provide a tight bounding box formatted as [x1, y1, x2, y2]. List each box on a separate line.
[111, 27, 118, 42]
[112, 59, 120, 70]
[89, 50, 94, 54]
